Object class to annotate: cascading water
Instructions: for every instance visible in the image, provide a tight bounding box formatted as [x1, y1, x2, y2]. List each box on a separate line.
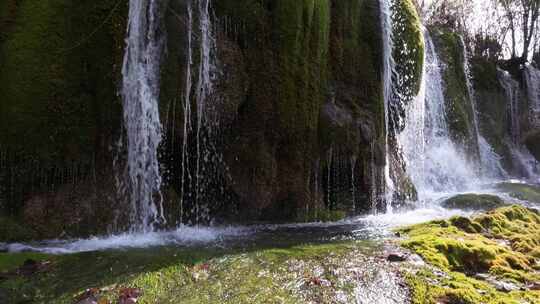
[498, 68, 539, 180]
[180, 2, 194, 224]
[524, 64, 540, 128]
[498, 68, 521, 143]
[378, 0, 396, 212]
[195, 0, 215, 224]
[178, 0, 217, 225]
[460, 36, 506, 179]
[121, 0, 166, 232]
[399, 30, 478, 199]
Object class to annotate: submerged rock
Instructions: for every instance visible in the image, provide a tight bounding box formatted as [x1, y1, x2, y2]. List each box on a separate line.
[497, 182, 540, 203]
[441, 194, 506, 211]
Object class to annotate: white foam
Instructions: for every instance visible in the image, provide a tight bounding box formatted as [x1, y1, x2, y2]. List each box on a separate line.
[7, 226, 252, 254]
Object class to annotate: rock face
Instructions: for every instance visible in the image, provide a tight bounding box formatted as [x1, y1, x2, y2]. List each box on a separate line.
[0, 0, 126, 234]
[0, 0, 424, 236]
[525, 130, 540, 161]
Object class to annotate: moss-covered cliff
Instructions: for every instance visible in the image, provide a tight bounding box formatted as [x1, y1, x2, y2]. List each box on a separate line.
[0, 0, 428, 236]
[0, 0, 127, 236]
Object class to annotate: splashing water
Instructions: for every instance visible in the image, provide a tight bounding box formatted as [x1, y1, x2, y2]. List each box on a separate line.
[121, 0, 166, 232]
[399, 30, 479, 200]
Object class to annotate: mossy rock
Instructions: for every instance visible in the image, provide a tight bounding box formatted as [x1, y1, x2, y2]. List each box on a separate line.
[441, 194, 506, 211]
[497, 182, 540, 204]
[0, 241, 406, 303]
[392, 0, 424, 104]
[0, 217, 37, 243]
[400, 205, 540, 304]
[0, 0, 126, 218]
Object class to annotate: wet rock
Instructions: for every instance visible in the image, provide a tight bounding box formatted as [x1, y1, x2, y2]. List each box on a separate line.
[474, 273, 520, 292]
[441, 194, 506, 211]
[527, 282, 540, 290]
[19, 259, 39, 276]
[496, 182, 540, 203]
[75, 288, 100, 304]
[386, 252, 408, 262]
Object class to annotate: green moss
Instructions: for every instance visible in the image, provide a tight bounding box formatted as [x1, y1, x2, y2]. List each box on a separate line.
[441, 194, 506, 211]
[273, 0, 330, 139]
[0, 217, 37, 242]
[0, 241, 386, 303]
[400, 205, 540, 304]
[392, 0, 424, 100]
[0, 0, 125, 214]
[0, 252, 51, 272]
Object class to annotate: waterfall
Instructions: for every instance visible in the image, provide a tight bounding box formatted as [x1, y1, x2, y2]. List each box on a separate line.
[194, 0, 215, 225]
[180, 2, 194, 223]
[379, 0, 396, 212]
[178, 0, 216, 225]
[498, 68, 539, 180]
[498, 68, 521, 144]
[524, 64, 540, 128]
[460, 37, 506, 179]
[121, 0, 166, 231]
[399, 30, 478, 198]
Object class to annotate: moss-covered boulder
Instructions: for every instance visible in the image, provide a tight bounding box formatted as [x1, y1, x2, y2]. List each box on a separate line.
[400, 205, 540, 304]
[391, 0, 424, 112]
[441, 194, 506, 211]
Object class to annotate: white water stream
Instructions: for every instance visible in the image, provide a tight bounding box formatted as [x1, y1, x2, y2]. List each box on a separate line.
[121, 0, 166, 232]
